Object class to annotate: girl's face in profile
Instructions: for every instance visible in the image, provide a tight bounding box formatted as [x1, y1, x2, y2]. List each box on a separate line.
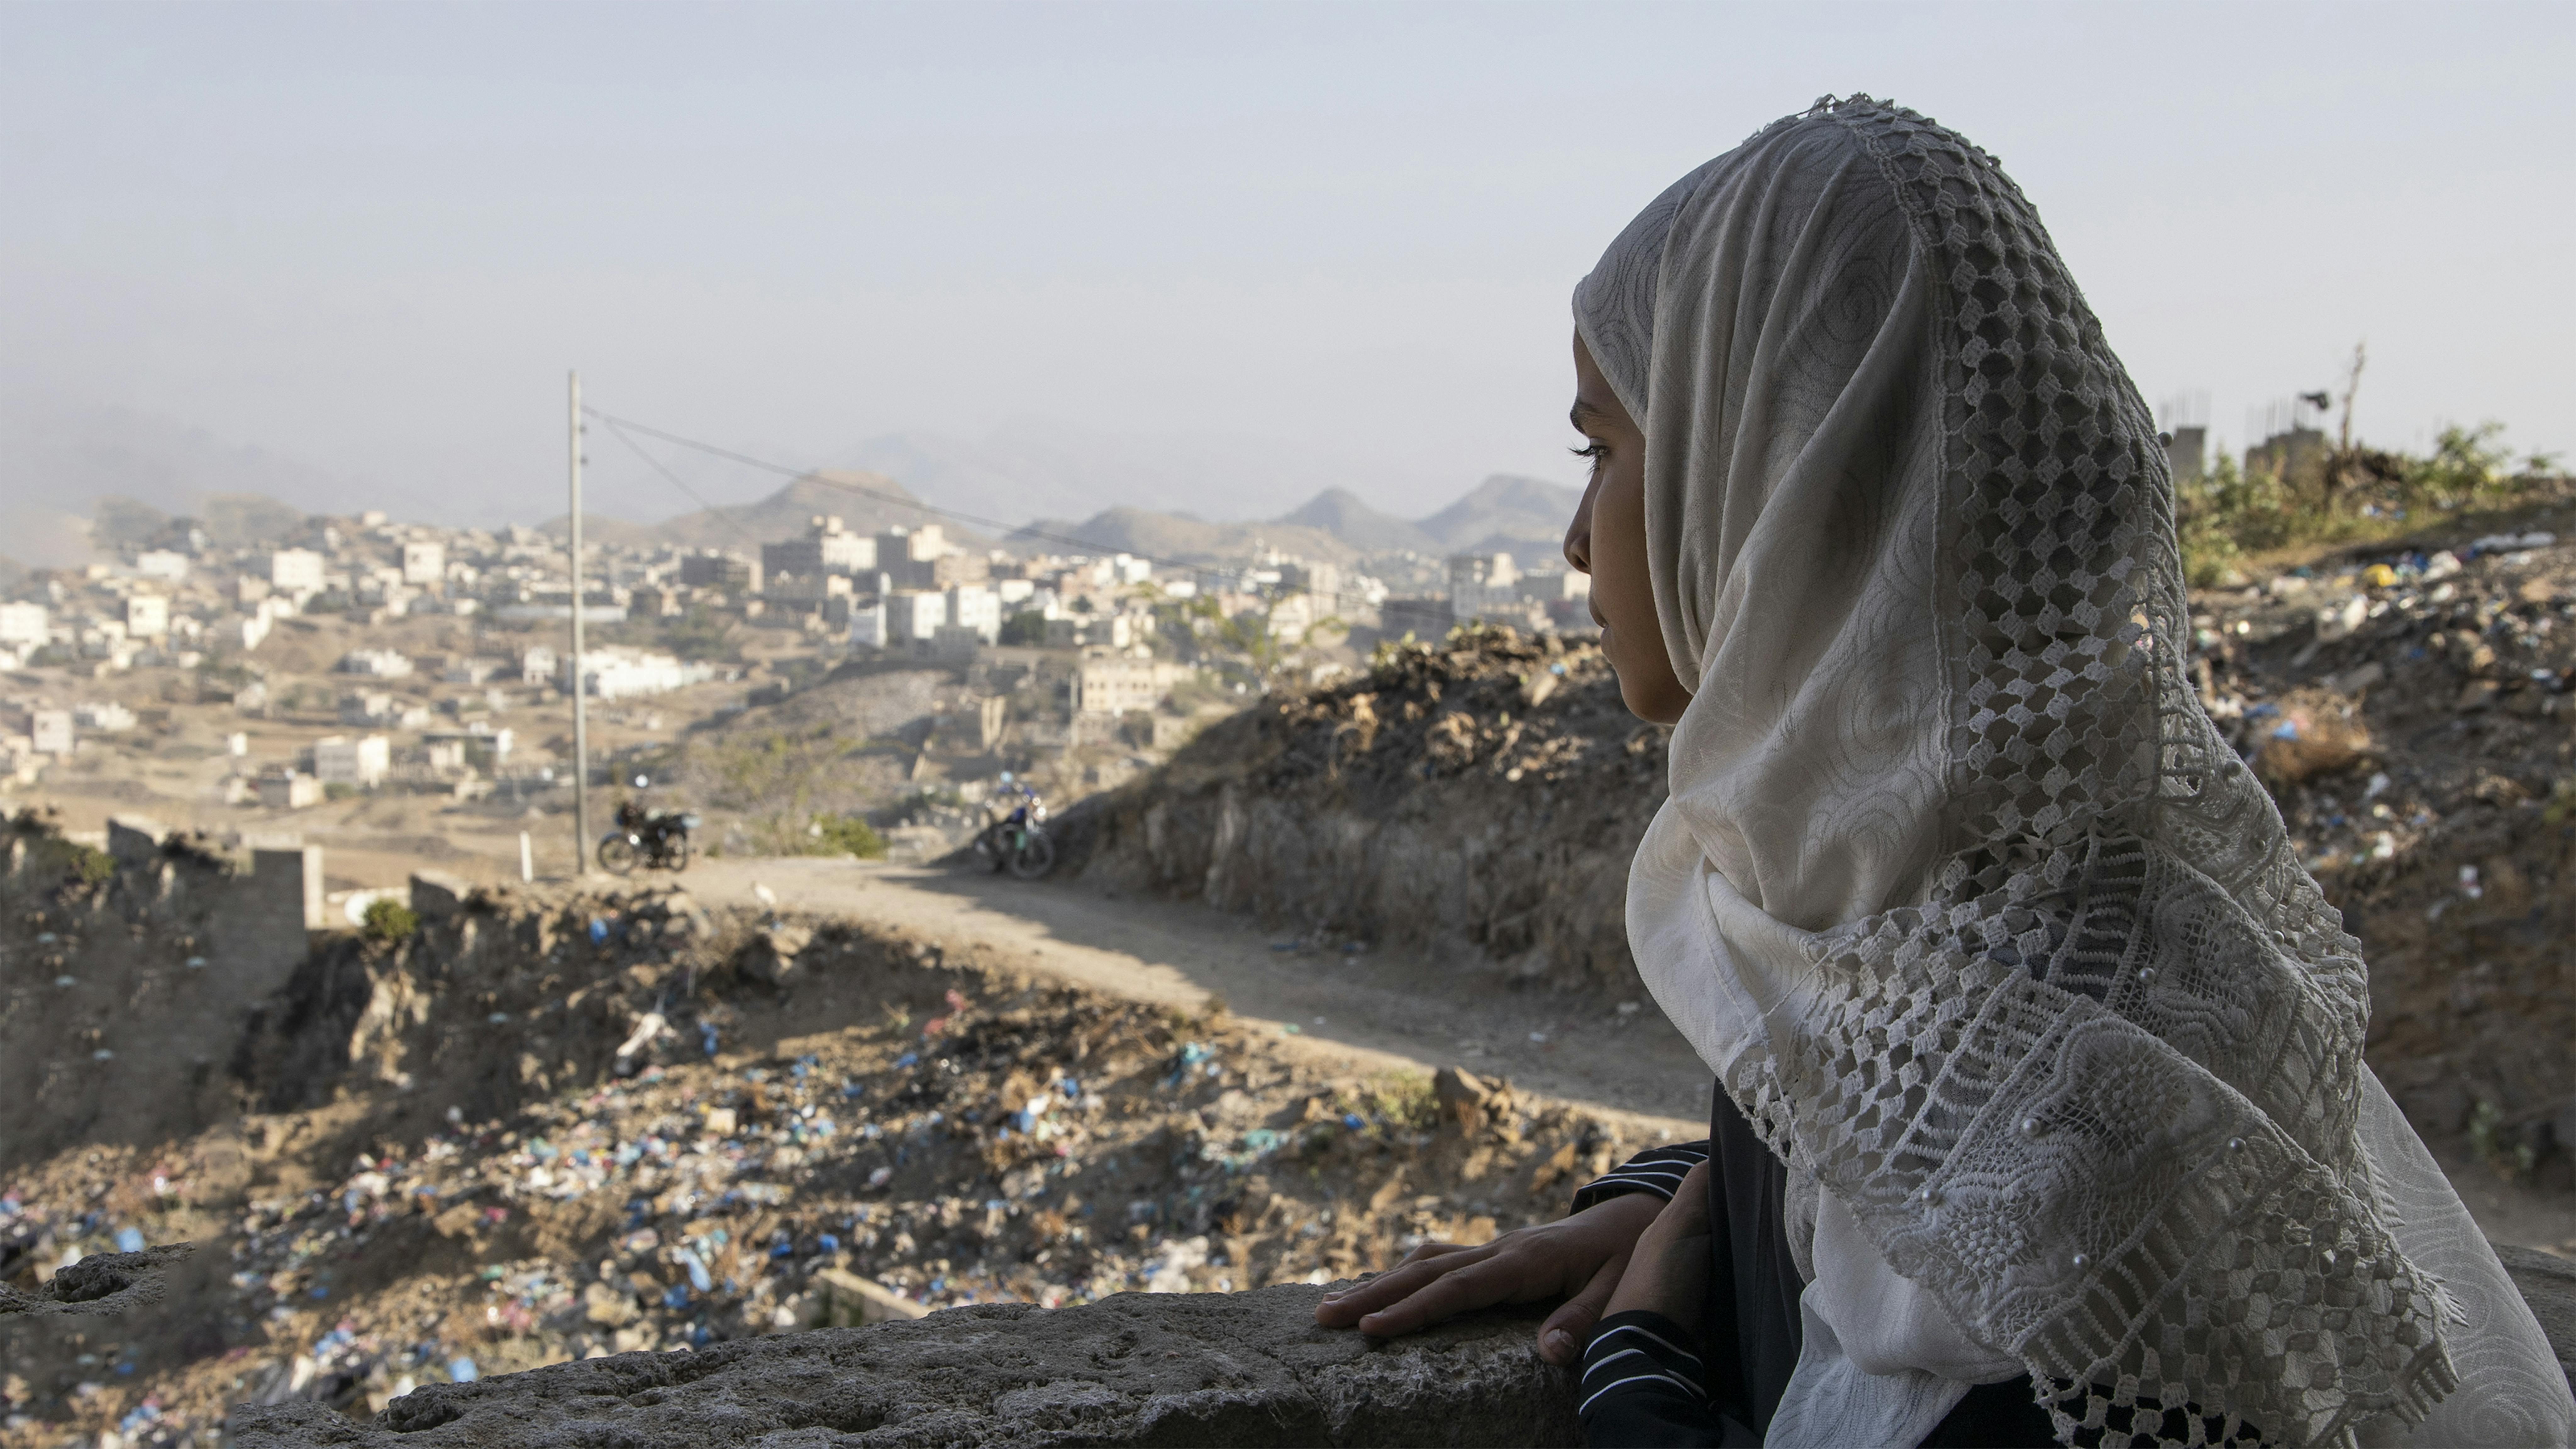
[1564, 332, 1691, 725]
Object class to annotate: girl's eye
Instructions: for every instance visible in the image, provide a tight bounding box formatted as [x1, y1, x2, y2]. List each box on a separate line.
[1571, 441, 1608, 464]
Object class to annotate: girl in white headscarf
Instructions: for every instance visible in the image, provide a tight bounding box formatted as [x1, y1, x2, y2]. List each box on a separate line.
[1319, 96, 2571, 1448]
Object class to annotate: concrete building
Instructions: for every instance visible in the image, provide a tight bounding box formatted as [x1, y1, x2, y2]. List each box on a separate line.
[267, 548, 327, 593]
[874, 525, 948, 590]
[402, 540, 447, 586]
[30, 709, 73, 755]
[1073, 652, 1187, 715]
[568, 646, 716, 700]
[313, 735, 391, 788]
[258, 770, 324, 809]
[125, 594, 169, 638]
[678, 552, 762, 594]
[2166, 426, 2208, 485]
[885, 591, 946, 646]
[339, 648, 416, 678]
[946, 583, 1002, 645]
[521, 645, 557, 686]
[74, 701, 136, 731]
[1446, 552, 1526, 624]
[0, 602, 47, 647]
[846, 597, 888, 650]
[763, 516, 878, 579]
[134, 550, 190, 582]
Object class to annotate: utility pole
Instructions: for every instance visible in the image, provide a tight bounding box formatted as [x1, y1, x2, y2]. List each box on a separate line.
[569, 370, 591, 876]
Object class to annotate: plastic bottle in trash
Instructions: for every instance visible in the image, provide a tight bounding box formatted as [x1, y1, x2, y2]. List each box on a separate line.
[448, 1357, 478, 1383]
[115, 1226, 146, 1254]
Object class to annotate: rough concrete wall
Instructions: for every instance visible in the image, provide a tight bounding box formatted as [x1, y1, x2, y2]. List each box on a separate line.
[230, 1264, 2576, 1449]
[0, 820, 317, 1167]
[231, 1285, 1581, 1448]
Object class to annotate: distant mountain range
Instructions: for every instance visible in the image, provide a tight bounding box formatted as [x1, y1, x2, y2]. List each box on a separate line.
[0, 398, 1583, 574]
[1008, 474, 1581, 568]
[536, 472, 981, 552]
[831, 419, 1392, 528]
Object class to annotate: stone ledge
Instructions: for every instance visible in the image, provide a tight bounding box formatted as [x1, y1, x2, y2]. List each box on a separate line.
[230, 1255, 2576, 1448]
[231, 1285, 1579, 1448]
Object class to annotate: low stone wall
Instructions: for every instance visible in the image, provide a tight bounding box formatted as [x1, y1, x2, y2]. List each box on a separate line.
[232, 1285, 1577, 1448]
[232, 1258, 2576, 1449]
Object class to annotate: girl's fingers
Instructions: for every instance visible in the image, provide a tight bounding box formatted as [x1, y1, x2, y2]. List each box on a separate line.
[1537, 1252, 1628, 1365]
[1312, 1242, 1483, 1327]
[1352, 1250, 1535, 1339]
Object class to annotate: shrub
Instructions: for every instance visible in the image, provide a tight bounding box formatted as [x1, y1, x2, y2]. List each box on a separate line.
[362, 898, 420, 944]
[324, 782, 358, 801]
[811, 814, 886, 859]
[68, 844, 114, 886]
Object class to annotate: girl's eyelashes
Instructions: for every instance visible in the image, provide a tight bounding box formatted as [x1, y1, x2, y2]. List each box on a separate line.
[1571, 440, 1609, 464]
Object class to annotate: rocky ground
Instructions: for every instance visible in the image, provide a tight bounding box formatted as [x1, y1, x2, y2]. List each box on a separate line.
[0, 850, 1660, 1448]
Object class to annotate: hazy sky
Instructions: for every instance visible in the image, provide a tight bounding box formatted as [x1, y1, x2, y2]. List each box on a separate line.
[4, 1, 2571, 528]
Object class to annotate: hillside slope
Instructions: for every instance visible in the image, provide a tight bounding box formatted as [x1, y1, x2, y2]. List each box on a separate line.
[1056, 561, 2576, 1183]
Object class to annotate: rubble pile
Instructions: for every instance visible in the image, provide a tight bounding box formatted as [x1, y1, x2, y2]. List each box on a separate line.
[1058, 626, 1666, 991]
[2190, 531, 2576, 1158]
[2, 836, 1646, 1446]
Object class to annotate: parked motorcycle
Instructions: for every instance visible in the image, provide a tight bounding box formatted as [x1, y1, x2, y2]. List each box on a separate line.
[599, 797, 698, 875]
[971, 776, 1055, 880]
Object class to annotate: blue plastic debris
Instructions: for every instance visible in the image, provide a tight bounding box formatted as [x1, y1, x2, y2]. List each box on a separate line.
[818, 1233, 840, 1253]
[895, 1052, 920, 1069]
[699, 1022, 720, 1057]
[589, 918, 609, 945]
[449, 1357, 479, 1383]
[115, 1226, 144, 1253]
[677, 1247, 713, 1294]
[1343, 1113, 1365, 1130]
[663, 1284, 691, 1309]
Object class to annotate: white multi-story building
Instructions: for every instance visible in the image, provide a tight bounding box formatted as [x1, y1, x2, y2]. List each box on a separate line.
[339, 648, 416, 678]
[74, 701, 136, 730]
[125, 594, 169, 638]
[0, 602, 47, 648]
[884, 591, 945, 646]
[313, 734, 391, 787]
[521, 645, 557, 686]
[30, 710, 73, 755]
[268, 549, 327, 593]
[568, 647, 715, 700]
[134, 550, 191, 582]
[401, 540, 446, 586]
[946, 584, 1002, 645]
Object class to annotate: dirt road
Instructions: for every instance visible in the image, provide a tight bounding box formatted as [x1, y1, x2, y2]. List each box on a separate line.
[684, 856, 1714, 1142]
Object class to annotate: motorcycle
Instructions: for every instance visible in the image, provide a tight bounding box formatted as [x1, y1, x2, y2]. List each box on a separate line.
[971, 777, 1055, 880]
[599, 800, 698, 875]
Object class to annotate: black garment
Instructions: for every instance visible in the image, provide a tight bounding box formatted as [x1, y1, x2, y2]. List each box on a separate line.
[1571, 1082, 2059, 1448]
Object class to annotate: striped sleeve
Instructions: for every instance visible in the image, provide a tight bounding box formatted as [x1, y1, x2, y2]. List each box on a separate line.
[1577, 1310, 1729, 1446]
[1568, 1140, 1710, 1214]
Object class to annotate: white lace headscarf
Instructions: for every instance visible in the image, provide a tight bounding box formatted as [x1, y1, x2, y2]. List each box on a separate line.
[1585, 97, 2572, 1448]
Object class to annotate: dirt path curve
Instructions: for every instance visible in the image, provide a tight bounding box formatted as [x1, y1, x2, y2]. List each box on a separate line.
[683, 857, 1713, 1144]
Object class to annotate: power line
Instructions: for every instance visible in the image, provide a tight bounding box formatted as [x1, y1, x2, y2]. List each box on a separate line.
[582, 407, 1393, 614]
[596, 416, 772, 553]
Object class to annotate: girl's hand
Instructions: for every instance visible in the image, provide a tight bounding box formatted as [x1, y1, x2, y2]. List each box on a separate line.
[1603, 1161, 1711, 1324]
[1312, 1190, 1665, 1365]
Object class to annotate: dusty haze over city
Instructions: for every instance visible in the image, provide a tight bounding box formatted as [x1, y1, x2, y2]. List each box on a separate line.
[3, 3, 2572, 556]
